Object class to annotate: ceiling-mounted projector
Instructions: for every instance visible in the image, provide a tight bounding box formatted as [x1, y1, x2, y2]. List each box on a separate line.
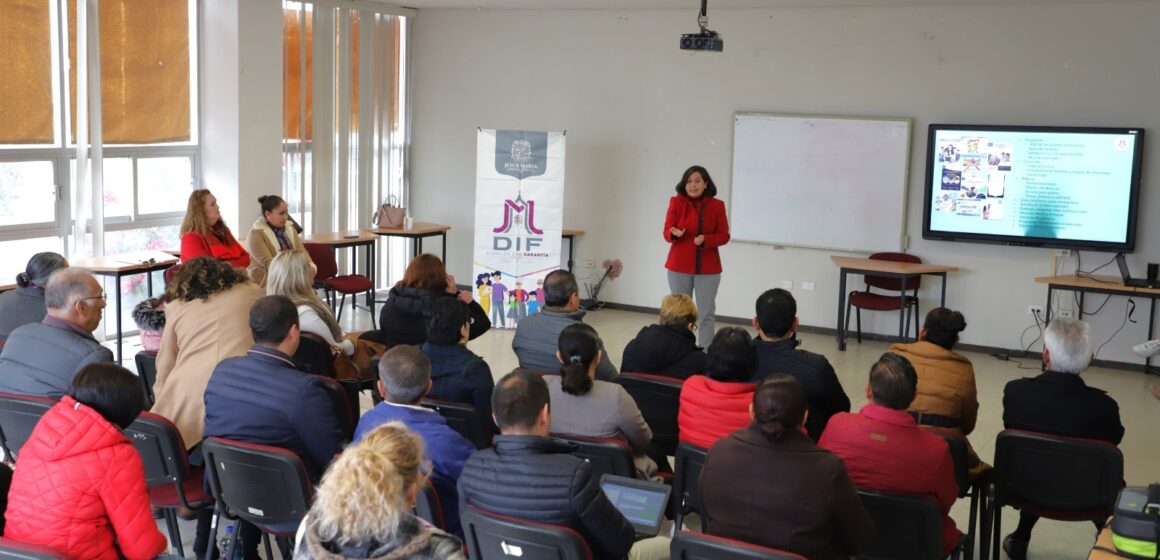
[680, 0, 722, 52]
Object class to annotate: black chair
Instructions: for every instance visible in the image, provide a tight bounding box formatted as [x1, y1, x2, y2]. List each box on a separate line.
[413, 479, 445, 530]
[552, 433, 635, 479]
[422, 398, 493, 450]
[294, 332, 338, 378]
[671, 531, 807, 560]
[125, 412, 214, 557]
[673, 442, 709, 531]
[844, 252, 922, 343]
[926, 428, 987, 560]
[313, 375, 356, 441]
[134, 350, 159, 405]
[0, 538, 67, 559]
[616, 371, 684, 456]
[202, 437, 314, 558]
[0, 393, 57, 462]
[857, 489, 955, 560]
[461, 506, 592, 560]
[982, 430, 1123, 560]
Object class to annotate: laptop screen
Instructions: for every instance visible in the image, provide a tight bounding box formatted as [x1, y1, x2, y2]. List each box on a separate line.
[600, 475, 670, 536]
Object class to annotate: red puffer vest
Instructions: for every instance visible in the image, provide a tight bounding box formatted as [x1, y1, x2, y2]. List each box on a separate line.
[5, 397, 167, 560]
[678, 375, 756, 449]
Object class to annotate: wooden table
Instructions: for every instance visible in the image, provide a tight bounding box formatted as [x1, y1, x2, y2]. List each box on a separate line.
[0, 284, 15, 294]
[71, 251, 180, 363]
[832, 256, 959, 351]
[305, 230, 379, 309]
[366, 222, 450, 260]
[562, 229, 584, 272]
[1036, 274, 1160, 373]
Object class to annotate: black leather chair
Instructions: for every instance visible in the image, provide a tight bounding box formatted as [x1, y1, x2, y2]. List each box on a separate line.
[671, 531, 807, 560]
[0, 393, 57, 462]
[673, 442, 709, 531]
[202, 437, 314, 558]
[461, 506, 592, 560]
[615, 371, 684, 456]
[926, 427, 987, 560]
[857, 489, 956, 560]
[982, 430, 1123, 560]
[311, 375, 355, 442]
[0, 538, 67, 559]
[413, 479, 445, 530]
[294, 332, 338, 378]
[552, 433, 635, 479]
[422, 398, 493, 450]
[134, 350, 159, 405]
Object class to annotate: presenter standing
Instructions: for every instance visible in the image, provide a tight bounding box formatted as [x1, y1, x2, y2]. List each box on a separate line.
[664, 165, 730, 346]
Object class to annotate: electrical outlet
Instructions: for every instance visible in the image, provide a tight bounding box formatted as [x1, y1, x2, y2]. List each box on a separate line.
[801, 281, 815, 292]
[1027, 305, 1044, 316]
[781, 280, 793, 290]
[583, 259, 595, 269]
[1055, 249, 1072, 257]
[1059, 309, 1074, 318]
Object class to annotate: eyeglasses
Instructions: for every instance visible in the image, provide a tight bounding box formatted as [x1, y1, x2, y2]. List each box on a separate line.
[82, 294, 107, 302]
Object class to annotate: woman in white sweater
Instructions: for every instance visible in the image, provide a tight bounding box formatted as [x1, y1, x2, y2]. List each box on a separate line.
[267, 250, 354, 356]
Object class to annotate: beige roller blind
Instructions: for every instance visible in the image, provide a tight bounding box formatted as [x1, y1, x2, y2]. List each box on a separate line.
[0, 0, 54, 144]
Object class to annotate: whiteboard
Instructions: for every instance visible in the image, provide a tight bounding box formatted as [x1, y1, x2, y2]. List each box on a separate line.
[729, 113, 912, 253]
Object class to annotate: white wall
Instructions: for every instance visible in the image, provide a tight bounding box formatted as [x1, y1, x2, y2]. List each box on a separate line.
[411, 1, 1160, 362]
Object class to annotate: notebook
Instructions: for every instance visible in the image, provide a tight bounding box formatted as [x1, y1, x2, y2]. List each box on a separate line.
[600, 474, 671, 538]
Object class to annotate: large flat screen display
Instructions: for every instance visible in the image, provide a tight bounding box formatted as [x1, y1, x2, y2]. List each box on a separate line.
[922, 124, 1145, 251]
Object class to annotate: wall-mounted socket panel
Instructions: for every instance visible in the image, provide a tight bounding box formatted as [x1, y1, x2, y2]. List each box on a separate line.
[801, 281, 815, 292]
[1027, 305, 1044, 316]
[781, 280, 793, 290]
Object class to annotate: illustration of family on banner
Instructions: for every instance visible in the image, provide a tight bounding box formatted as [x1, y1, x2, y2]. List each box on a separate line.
[473, 129, 566, 329]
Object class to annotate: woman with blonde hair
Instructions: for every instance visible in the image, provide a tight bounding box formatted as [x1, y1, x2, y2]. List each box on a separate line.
[620, 293, 708, 379]
[180, 189, 251, 269]
[294, 422, 464, 559]
[267, 250, 354, 356]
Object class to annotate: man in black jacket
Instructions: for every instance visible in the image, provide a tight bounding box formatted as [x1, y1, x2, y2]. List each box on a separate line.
[458, 370, 666, 559]
[1000, 317, 1124, 560]
[751, 288, 850, 440]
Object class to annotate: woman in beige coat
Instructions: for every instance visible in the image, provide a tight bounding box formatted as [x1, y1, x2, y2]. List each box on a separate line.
[246, 195, 307, 287]
[151, 257, 265, 447]
[889, 307, 991, 480]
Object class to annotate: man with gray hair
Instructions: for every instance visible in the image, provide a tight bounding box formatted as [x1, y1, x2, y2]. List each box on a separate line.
[1000, 317, 1124, 559]
[0, 268, 113, 397]
[354, 345, 475, 536]
[512, 269, 618, 380]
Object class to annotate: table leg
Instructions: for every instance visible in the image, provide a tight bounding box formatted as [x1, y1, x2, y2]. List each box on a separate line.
[147, 269, 154, 297]
[365, 242, 374, 308]
[1044, 287, 1053, 325]
[442, 232, 447, 261]
[1147, 298, 1155, 374]
[114, 274, 123, 364]
[567, 236, 575, 272]
[898, 279, 907, 342]
[939, 273, 947, 307]
[415, 237, 422, 259]
[837, 269, 848, 351]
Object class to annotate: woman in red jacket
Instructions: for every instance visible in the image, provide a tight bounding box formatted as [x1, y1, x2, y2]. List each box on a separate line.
[664, 165, 729, 346]
[180, 188, 251, 269]
[5, 364, 168, 560]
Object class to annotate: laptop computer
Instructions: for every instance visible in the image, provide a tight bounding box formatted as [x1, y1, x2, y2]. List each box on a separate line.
[600, 474, 672, 538]
[1116, 253, 1153, 288]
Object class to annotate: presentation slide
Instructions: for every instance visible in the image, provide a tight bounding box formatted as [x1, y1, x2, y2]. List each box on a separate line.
[927, 128, 1141, 244]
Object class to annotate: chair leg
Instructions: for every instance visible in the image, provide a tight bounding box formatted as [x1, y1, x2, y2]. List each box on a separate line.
[163, 509, 185, 557]
[913, 298, 921, 341]
[204, 505, 221, 560]
[337, 293, 348, 320]
[368, 289, 377, 329]
[966, 483, 979, 560]
[991, 501, 1002, 560]
[856, 307, 863, 343]
[262, 532, 274, 560]
[276, 536, 292, 556]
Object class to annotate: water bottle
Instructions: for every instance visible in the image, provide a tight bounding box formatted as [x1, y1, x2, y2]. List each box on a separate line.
[218, 525, 243, 559]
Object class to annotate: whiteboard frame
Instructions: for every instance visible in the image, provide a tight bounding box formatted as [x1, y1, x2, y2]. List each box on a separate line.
[727, 111, 913, 254]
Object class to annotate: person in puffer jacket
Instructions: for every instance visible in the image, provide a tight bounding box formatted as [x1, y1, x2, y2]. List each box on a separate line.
[5, 363, 167, 560]
[377, 254, 489, 347]
[678, 327, 758, 450]
[621, 294, 707, 380]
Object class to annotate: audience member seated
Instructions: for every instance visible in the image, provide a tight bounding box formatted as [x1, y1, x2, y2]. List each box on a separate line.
[545, 323, 658, 478]
[819, 352, 960, 556]
[151, 257, 263, 449]
[131, 297, 166, 353]
[354, 345, 476, 536]
[421, 298, 494, 417]
[1000, 317, 1124, 560]
[621, 294, 708, 379]
[513, 270, 617, 380]
[246, 195, 307, 287]
[677, 327, 758, 449]
[0, 252, 68, 343]
[0, 269, 113, 397]
[751, 288, 850, 440]
[458, 370, 669, 560]
[268, 250, 354, 356]
[377, 254, 489, 346]
[204, 295, 346, 558]
[179, 188, 250, 269]
[700, 374, 873, 559]
[294, 422, 465, 559]
[5, 364, 167, 560]
[890, 307, 990, 480]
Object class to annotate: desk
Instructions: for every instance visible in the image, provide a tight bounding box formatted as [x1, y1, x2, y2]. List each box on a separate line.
[367, 222, 450, 260]
[0, 284, 15, 294]
[1035, 275, 1159, 373]
[562, 229, 584, 272]
[832, 256, 959, 351]
[305, 230, 379, 308]
[71, 251, 180, 363]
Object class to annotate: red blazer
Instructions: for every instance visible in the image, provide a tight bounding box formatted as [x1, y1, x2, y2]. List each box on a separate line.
[181, 226, 251, 269]
[678, 375, 755, 449]
[6, 397, 167, 560]
[663, 195, 729, 275]
[819, 404, 960, 555]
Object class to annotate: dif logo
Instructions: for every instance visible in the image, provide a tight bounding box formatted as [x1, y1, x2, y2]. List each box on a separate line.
[493, 194, 543, 252]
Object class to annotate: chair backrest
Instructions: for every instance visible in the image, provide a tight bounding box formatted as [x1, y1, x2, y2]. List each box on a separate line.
[674, 442, 710, 527]
[134, 350, 159, 405]
[461, 506, 592, 560]
[865, 252, 922, 292]
[421, 398, 493, 450]
[201, 437, 314, 529]
[671, 531, 807, 560]
[856, 489, 944, 560]
[0, 538, 67, 560]
[312, 375, 355, 441]
[993, 429, 1124, 515]
[124, 411, 192, 489]
[0, 394, 57, 462]
[303, 243, 338, 282]
[551, 433, 635, 479]
[294, 332, 337, 378]
[616, 372, 683, 455]
[413, 479, 445, 530]
[925, 427, 969, 497]
[163, 263, 183, 287]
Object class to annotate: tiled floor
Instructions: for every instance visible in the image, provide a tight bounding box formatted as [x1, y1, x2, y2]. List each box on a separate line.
[133, 303, 1160, 559]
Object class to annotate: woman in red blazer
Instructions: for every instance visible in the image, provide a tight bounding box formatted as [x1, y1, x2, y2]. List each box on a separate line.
[180, 188, 251, 269]
[664, 165, 730, 345]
